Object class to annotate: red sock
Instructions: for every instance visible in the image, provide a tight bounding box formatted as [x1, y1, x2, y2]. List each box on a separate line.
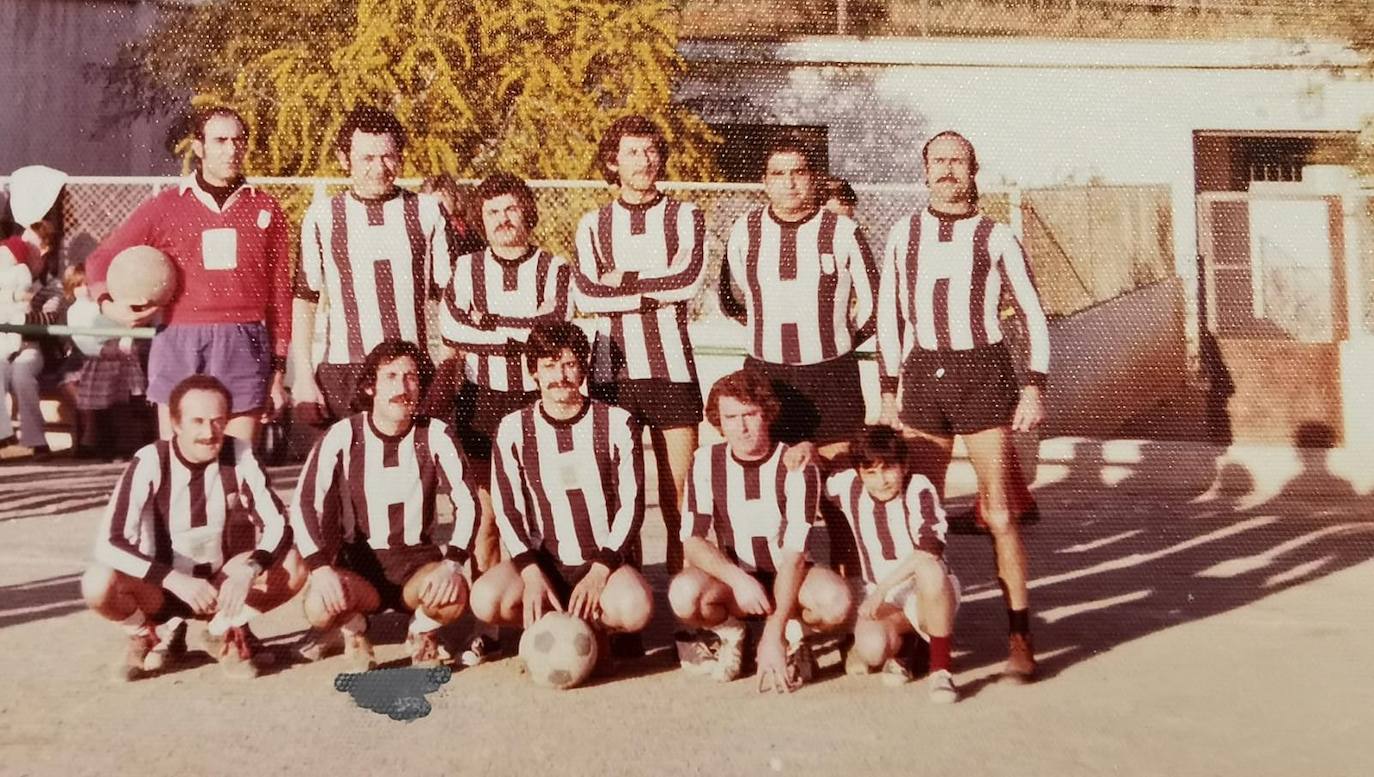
[929, 636, 951, 673]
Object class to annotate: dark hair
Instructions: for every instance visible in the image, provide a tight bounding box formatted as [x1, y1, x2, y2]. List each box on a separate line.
[352, 339, 434, 412]
[705, 369, 780, 430]
[524, 322, 590, 374]
[826, 178, 857, 207]
[595, 115, 671, 184]
[169, 374, 233, 422]
[336, 106, 408, 155]
[191, 106, 246, 141]
[851, 425, 910, 470]
[469, 172, 539, 233]
[763, 131, 823, 177]
[921, 131, 980, 176]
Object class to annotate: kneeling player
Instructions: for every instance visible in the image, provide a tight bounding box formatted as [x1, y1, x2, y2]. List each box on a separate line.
[470, 322, 653, 665]
[291, 339, 480, 670]
[669, 369, 851, 693]
[83, 375, 304, 681]
[830, 426, 961, 703]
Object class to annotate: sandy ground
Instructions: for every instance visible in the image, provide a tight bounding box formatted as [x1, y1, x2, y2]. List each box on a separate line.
[1, 440, 1372, 777]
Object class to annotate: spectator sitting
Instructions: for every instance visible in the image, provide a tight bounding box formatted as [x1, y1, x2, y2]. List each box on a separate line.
[0, 220, 58, 459]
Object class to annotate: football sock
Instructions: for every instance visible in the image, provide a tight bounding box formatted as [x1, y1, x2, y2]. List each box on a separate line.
[120, 611, 148, 635]
[929, 636, 952, 673]
[409, 609, 442, 635]
[340, 612, 367, 636]
[1008, 608, 1031, 636]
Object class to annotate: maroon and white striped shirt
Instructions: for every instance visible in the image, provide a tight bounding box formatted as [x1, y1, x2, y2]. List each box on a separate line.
[290, 414, 479, 569]
[679, 442, 819, 574]
[826, 469, 947, 586]
[724, 207, 879, 365]
[94, 440, 290, 583]
[877, 209, 1050, 391]
[573, 195, 705, 384]
[439, 247, 573, 392]
[295, 189, 454, 364]
[490, 400, 644, 569]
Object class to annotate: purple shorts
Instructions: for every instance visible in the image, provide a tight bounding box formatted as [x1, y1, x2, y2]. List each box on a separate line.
[147, 322, 272, 413]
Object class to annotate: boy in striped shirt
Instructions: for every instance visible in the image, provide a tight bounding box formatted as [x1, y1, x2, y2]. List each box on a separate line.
[828, 425, 961, 703]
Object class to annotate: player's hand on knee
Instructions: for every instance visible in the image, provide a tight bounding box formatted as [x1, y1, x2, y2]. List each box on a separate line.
[568, 563, 610, 621]
[1012, 386, 1046, 432]
[165, 571, 218, 616]
[309, 566, 349, 617]
[755, 633, 798, 694]
[782, 442, 817, 472]
[520, 567, 562, 628]
[729, 571, 772, 617]
[420, 561, 464, 609]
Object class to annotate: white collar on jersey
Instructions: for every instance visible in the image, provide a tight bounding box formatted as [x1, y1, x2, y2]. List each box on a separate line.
[178, 174, 255, 214]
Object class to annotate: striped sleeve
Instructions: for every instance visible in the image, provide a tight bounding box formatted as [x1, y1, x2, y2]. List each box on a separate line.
[846, 221, 880, 346]
[233, 442, 292, 569]
[717, 217, 750, 324]
[679, 449, 712, 543]
[634, 203, 707, 303]
[572, 210, 642, 315]
[780, 461, 820, 554]
[293, 198, 327, 303]
[905, 474, 947, 555]
[997, 228, 1051, 383]
[289, 422, 349, 570]
[598, 410, 645, 566]
[530, 255, 575, 327]
[430, 420, 479, 564]
[92, 447, 167, 582]
[490, 413, 537, 569]
[877, 218, 909, 393]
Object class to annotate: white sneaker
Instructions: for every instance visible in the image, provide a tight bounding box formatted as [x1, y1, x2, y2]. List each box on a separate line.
[880, 656, 914, 687]
[927, 669, 959, 703]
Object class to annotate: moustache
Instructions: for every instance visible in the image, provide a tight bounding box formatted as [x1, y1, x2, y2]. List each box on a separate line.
[938, 175, 958, 183]
[389, 395, 414, 405]
[547, 382, 577, 391]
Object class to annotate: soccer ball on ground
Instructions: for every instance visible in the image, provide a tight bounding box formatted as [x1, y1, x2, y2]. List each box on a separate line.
[518, 613, 599, 690]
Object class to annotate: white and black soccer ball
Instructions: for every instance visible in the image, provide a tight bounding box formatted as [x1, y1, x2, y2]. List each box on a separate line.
[518, 613, 598, 690]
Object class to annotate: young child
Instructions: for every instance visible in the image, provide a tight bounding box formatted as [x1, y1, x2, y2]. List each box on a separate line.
[826, 425, 962, 703]
[66, 266, 149, 458]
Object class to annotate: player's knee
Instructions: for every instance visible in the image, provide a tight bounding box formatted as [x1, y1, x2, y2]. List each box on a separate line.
[668, 572, 704, 620]
[981, 507, 1016, 535]
[284, 552, 310, 594]
[809, 578, 853, 627]
[468, 575, 503, 623]
[602, 573, 653, 632]
[80, 565, 117, 609]
[911, 555, 947, 592]
[301, 588, 335, 628]
[852, 620, 892, 666]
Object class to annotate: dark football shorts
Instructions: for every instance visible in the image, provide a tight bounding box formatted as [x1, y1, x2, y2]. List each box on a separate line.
[590, 377, 704, 430]
[340, 542, 444, 613]
[530, 549, 599, 608]
[314, 362, 368, 423]
[899, 342, 1019, 437]
[743, 353, 866, 446]
[453, 383, 537, 462]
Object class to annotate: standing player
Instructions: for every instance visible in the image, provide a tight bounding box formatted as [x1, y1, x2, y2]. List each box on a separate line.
[291, 106, 456, 427]
[86, 106, 291, 443]
[82, 375, 304, 681]
[668, 369, 851, 693]
[573, 115, 706, 573]
[438, 173, 572, 663]
[876, 130, 1050, 682]
[718, 133, 880, 576]
[828, 426, 960, 703]
[290, 339, 479, 669]
[470, 322, 653, 658]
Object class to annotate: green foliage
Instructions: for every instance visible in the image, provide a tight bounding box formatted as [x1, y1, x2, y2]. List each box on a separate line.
[103, 0, 719, 184]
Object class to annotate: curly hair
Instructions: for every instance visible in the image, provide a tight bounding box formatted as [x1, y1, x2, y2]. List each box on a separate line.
[705, 369, 780, 430]
[595, 115, 670, 184]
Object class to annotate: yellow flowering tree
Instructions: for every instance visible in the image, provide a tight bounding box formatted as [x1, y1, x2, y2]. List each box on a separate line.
[101, 0, 719, 182]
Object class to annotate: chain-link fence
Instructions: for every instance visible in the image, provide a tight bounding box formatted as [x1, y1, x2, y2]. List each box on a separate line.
[2, 176, 1175, 327]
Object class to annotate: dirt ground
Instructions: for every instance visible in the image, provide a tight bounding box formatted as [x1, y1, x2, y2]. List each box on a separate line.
[1, 439, 1372, 777]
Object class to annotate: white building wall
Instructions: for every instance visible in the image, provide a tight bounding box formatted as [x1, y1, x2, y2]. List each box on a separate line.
[678, 37, 1374, 281]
